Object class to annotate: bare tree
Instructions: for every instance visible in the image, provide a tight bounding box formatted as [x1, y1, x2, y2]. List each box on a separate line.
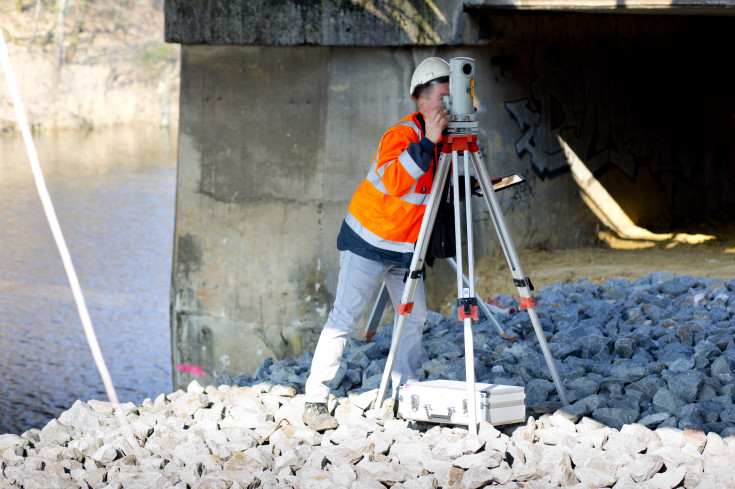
[66, 0, 88, 62]
[55, 0, 66, 82]
[28, 0, 42, 51]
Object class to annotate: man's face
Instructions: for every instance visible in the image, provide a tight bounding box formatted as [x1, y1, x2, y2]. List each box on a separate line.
[418, 82, 450, 115]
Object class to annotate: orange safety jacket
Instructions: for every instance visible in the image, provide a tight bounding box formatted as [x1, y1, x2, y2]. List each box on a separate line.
[337, 112, 439, 267]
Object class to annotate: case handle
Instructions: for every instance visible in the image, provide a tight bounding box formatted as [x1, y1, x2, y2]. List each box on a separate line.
[424, 404, 455, 421]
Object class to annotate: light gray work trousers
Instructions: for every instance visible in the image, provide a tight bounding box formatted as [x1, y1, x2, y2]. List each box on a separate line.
[304, 250, 427, 403]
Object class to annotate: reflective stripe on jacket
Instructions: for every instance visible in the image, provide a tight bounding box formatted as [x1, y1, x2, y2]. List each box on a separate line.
[342, 112, 437, 258]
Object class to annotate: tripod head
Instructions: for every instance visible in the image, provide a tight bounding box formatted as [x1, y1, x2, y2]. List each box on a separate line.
[443, 57, 478, 135]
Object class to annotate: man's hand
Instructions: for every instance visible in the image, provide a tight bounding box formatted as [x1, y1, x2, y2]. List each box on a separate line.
[425, 108, 448, 144]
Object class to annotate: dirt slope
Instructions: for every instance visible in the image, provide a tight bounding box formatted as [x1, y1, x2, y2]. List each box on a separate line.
[473, 222, 735, 301]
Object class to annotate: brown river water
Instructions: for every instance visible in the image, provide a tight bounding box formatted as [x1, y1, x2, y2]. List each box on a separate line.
[0, 126, 176, 434]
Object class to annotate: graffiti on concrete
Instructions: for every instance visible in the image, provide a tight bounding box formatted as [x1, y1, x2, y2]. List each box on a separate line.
[498, 174, 533, 217]
[503, 45, 691, 205]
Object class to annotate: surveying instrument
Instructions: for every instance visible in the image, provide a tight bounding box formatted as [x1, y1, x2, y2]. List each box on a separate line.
[373, 57, 569, 434]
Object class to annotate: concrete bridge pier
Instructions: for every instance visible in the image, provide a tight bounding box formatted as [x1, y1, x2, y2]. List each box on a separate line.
[165, 1, 735, 390]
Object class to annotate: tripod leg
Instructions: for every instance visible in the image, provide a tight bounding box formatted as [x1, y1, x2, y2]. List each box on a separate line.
[374, 153, 452, 409]
[446, 257, 507, 338]
[362, 282, 390, 343]
[470, 150, 570, 406]
[455, 149, 478, 435]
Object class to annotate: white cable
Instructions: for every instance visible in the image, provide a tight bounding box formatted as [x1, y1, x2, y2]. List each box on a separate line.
[0, 27, 139, 448]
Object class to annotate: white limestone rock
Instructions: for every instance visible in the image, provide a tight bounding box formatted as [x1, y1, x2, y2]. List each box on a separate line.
[328, 424, 370, 448]
[647, 464, 686, 489]
[488, 461, 514, 485]
[38, 419, 73, 447]
[4, 469, 79, 489]
[461, 464, 494, 489]
[604, 431, 648, 455]
[91, 444, 119, 465]
[329, 462, 357, 487]
[431, 431, 484, 459]
[622, 453, 664, 483]
[389, 440, 432, 466]
[702, 431, 727, 456]
[574, 466, 618, 488]
[273, 451, 302, 476]
[352, 477, 389, 489]
[402, 474, 439, 489]
[195, 470, 260, 489]
[365, 430, 394, 456]
[0, 435, 25, 452]
[1, 446, 24, 464]
[452, 450, 503, 470]
[354, 459, 413, 484]
[430, 461, 465, 488]
[349, 390, 379, 411]
[83, 467, 108, 489]
[703, 447, 735, 475]
[538, 445, 577, 486]
[58, 400, 104, 436]
[534, 426, 576, 447]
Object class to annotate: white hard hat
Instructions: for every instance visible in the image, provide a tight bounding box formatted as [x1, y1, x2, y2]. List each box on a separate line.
[410, 57, 451, 99]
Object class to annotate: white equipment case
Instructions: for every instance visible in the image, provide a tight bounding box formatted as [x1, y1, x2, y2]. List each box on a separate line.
[397, 380, 526, 426]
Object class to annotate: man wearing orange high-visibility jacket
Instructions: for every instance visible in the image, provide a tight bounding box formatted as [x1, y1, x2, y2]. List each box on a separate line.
[303, 58, 451, 431]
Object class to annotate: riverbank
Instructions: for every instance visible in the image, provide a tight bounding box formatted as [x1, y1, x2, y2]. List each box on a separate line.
[2, 380, 732, 488]
[0, 0, 178, 131]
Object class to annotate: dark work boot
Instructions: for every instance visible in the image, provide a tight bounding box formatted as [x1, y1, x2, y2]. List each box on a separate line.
[302, 402, 339, 432]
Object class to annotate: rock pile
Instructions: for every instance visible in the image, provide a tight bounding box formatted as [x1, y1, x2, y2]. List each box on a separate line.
[231, 272, 735, 436]
[0, 272, 733, 488]
[1, 380, 734, 488]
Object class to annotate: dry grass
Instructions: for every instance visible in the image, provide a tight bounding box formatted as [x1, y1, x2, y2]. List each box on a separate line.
[474, 222, 735, 300]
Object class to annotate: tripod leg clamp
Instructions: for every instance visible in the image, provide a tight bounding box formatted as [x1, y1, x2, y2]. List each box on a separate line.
[518, 295, 537, 310]
[403, 269, 425, 283]
[457, 297, 479, 322]
[397, 302, 414, 315]
[513, 276, 535, 291]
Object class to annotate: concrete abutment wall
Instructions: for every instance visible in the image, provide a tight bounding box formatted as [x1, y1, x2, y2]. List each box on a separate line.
[168, 4, 735, 389]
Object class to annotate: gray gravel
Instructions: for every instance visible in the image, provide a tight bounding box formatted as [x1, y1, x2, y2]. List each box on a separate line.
[1, 273, 734, 488]
[238, 273, 735, 436]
